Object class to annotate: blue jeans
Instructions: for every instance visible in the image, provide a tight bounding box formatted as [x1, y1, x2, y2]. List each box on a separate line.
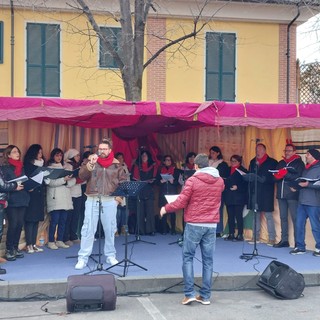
[296, 204, 320, 250]
[49, 210, 68, 242]
[182, 223, 216, 300]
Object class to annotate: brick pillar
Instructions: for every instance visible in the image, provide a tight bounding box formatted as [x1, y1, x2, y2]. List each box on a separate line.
[278, 24, 297, 103]
[146, 17, 166, 101]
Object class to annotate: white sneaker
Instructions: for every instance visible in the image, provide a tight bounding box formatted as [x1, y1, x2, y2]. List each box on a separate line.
[55, 241, 70, 249]
[106, 256, 118, 266]
[47, 242, 58, 250]
[75, 260, 87, 270]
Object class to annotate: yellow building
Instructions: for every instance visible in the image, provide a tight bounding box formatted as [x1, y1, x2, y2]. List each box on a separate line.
[0, 0, 318, 104]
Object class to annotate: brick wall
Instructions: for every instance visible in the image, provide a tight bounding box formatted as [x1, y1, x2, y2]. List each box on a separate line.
[146, 17, 166, 101]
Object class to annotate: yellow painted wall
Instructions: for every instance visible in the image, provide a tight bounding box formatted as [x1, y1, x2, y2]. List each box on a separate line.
[1, 8, 279, 103]
[165, 19, 279, 103]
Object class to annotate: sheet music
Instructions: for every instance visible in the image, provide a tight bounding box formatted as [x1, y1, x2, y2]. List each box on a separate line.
[161, 174, 174, 181]
[8, 175, 28, 183]
[165, 194, 179, 203]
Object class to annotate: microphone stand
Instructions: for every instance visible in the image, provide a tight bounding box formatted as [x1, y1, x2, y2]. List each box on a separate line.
[240, 155, 276, 261]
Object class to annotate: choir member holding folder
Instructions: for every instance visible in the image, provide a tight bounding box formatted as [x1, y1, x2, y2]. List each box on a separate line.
[23, 144, 46, 254]
[2, 145, 30, 261]
[157, 155, 180, 235]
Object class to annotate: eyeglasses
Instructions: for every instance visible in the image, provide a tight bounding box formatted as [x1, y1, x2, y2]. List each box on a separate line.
[284, 149, 294, 153]
[230, 160, 238, 163]
[98, 148, 109, 151]
[164, 159, 172, 162]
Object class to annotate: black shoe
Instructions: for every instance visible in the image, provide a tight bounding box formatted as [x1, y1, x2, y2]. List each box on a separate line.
[216, 233, 221, 238]
[5, 250, 16, 261]
[273, 240, 289, 248]
[233, 235, 244, 241]
[224, 234, 234, 241]
[0, 267, 6, 275]
[14, 249, 24, 258]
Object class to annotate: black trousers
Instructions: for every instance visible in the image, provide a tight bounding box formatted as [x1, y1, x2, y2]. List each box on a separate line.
[226, 204, 244, 236]
[24, 220, 39, 246]
[6, 206, 26, 251]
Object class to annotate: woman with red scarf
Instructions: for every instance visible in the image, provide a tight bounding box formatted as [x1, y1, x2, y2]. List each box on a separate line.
[2, 145, 30, 261]
[224, 155, 248, 241]
[157, 155, 180, 235]
[132, 150, 157, 235]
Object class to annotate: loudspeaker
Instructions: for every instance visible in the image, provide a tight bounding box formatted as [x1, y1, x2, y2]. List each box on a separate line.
[257, 260, 305, 299]
[66, 274, 117, 312]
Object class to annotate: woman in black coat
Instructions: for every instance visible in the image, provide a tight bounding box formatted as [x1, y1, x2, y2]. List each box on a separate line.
[23, 144, 46, 254]
[157, 155, 180, 235]
[224, 155, 248, 241]
[2, 145, 30, 261]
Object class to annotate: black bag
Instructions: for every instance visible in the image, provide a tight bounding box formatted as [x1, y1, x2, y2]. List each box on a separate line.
[66, 274, 116, 312]
[257, 260, 305, 299]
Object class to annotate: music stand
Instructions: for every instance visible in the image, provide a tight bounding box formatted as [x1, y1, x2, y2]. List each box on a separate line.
[84, 195, 120, 277]
[127, 188, 156, 246]
[106, 181, 149, 276]
[240, 163, 276, 261]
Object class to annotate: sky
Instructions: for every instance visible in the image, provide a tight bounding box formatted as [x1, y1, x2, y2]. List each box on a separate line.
[297, 13, 320, 64]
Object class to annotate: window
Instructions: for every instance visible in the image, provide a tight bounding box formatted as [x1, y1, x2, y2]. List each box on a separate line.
[26, 23, 60, 96]
[99, 27, 121, 68]
[205, 32, 236, 102]
[0, 21, 3, 64]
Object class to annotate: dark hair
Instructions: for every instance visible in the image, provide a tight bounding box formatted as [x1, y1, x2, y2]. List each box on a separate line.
[209, 146, 223, 160]
[230, 154, 242, 164]
[82, 151, 92, 160]
[185, 152, 197, 164]
[3, 145, 21, 164]
[115, 152, 124, 159]
[256, 143, 266, 150]
[285, 143, 296, 151]
[194, 153, 209, 168]
[163, 155, 175, 166]
[100, 137, 112, 149]
[47, 148, 64, 166]
[136, 150, 154, 167]
[24, 144, 45, 165]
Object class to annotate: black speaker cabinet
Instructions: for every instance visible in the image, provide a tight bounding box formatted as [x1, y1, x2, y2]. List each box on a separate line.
[257, 260, 305, 299]
[66, 274, 117, 312]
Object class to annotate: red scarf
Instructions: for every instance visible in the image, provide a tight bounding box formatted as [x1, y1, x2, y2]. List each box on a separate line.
[306, 160, 319, 170]
[283, 154, 300, 164]
[141, 162, 155, 172]
[231, 165, 240, 175]
[186, 163, 194, 170]
[8, 158, 23, 177]
[96, 151, 115, 168]
[256, 153, 268, 166]
[161, 166, 175, 175]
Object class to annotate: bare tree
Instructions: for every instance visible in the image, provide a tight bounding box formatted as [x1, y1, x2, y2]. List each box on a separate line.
[74, 0, 215, 101]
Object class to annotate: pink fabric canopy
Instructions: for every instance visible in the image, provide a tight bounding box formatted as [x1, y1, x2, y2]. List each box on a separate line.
[0, 97, 319, 134]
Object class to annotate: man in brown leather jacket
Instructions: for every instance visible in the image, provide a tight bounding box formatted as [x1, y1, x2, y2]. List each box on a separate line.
[75, 138, 127, 270]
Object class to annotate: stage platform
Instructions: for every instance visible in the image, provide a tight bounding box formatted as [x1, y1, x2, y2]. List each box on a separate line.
[0, 234, 319, 299]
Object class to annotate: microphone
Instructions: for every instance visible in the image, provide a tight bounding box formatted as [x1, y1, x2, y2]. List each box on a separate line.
[251, 139, 263, 144]
[83, 144, 97, 148]
[139, 146, 146, 149]
[182, 141, 186, 145]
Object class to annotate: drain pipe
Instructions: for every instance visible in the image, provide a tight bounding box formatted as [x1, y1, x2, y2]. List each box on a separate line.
[286, 3, 300, 103]
[10, 0, 15, 97]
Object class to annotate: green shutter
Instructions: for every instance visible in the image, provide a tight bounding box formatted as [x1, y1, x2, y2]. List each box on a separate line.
[206, 32, 236, 101]
[26, 23, 60, 97]
[0, 21, 3, 64]
[100, 27, 121, 68]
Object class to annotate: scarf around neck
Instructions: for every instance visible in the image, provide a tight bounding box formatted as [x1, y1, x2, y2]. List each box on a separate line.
[283, 154, 300, 164]
[97, 151, 115, 168]
[8, 158, 23, 177]
[230, 165, 240, 175]
[306, 160, 319, 170]
[256, 153, 268, 166]
[161, 165, 175, 175]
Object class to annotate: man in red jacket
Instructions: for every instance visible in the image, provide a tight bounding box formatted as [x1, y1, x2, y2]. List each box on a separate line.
[160, 153, 224, 305]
